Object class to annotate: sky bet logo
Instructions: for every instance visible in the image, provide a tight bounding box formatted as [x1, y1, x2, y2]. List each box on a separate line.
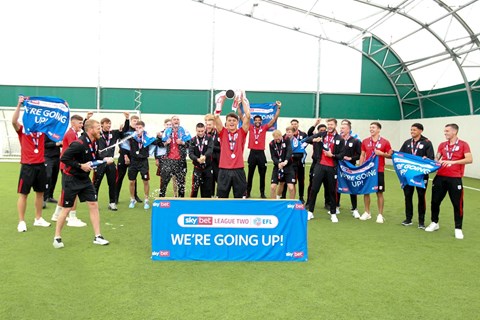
[184, 216, 213, 225]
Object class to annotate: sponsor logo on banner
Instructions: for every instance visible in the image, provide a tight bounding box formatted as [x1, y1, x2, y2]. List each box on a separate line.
[152, 250, 170, 257]
[160, 201, 171, 208]
[177, 214, 278, 229]
[286, 251, 305, 258]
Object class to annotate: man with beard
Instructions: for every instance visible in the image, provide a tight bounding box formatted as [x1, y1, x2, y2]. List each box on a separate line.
[246, 101, 281, 199]
[204, 114, 221, 196]
[53, 119, 113, 248]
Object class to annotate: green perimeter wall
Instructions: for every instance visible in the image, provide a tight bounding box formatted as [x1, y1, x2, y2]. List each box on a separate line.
[1, 84, 478, 119]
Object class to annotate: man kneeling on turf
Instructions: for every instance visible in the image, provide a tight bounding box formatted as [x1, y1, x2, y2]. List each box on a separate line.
[53, 119, 113, 248]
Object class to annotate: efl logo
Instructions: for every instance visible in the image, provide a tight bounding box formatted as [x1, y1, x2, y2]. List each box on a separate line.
[159, 250, 170, 257]
[294, 204, 304, 210]
[293, 251, 304, 258]
[159, 201, 171, 208]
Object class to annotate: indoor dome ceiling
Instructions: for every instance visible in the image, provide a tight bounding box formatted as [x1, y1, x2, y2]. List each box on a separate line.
[195, 0, 480, 114]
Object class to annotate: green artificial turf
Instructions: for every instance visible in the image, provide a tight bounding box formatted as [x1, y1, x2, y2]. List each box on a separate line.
[1, 161, 479, 319]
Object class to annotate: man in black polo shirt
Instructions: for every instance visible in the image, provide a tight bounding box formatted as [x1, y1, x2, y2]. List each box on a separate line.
[399, 123, 435, 228]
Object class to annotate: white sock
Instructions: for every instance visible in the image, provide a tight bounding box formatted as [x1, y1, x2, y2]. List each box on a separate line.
[69, 210, 77, 218]
[53, 205, 62, 216]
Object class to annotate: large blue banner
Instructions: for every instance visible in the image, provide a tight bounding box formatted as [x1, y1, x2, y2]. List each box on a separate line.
[391, 151, 440, 189]
[151, 199, 308, 262]
[22, 96, 70, 142]
[337, 156, 379, 195]
[239, 102, 278, 131]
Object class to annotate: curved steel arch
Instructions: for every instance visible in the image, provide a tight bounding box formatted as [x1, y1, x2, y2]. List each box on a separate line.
[194, 0, 420, 119]
[357, 0, 477, 115]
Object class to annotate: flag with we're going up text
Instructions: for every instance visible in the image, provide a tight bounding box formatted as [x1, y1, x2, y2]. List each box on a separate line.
[22, 96, 70, 143]
[391, 151, 440, 189]
[337, 156, 379, 195]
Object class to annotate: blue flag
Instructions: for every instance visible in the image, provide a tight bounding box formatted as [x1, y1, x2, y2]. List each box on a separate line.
[22, 96, 70, 142]
[162, 126, 191, 142]
[239, 102, 278, 131]
[392, 151, 440, 189]
[337, 156, 379, 195]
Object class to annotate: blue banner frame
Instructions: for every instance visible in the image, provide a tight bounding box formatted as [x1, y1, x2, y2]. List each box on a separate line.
[151, 199, 308, 262]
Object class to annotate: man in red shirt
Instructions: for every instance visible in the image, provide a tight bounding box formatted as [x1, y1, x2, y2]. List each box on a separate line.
[214, 95, 251, 198]
[246, 101, 281, 199]
[358, 121, 393, 223]
[13, 95, 51, 232]
[51, 114, 88, 227]
[425, 123, 473, 239]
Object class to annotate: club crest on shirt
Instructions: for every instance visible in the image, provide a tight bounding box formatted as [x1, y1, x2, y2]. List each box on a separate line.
[335, 140, 340, 145]
[349, 142, 353, 147]
[418, 144, 424, 149]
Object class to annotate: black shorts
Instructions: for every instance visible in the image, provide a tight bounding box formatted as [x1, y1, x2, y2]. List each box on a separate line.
[271, 166, 296, 185]
[377, 172, 385, 193]
[128, 159, 150, 181]
[61, 174, 97, 207]
[17, 163, 47, 195]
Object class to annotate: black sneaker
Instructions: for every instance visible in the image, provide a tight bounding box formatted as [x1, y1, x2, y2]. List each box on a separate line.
[135, 196, 143, 203]
[260, 194, 267, 199]
[418, 223, 426, 229]
[47, 197, 58, 203]
[402, 220, 413, 226]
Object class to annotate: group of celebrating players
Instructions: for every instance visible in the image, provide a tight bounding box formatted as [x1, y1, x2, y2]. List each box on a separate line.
[13, 91, 473, 248]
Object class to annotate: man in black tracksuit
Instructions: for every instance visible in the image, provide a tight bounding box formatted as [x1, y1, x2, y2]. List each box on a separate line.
[93, 113, 129, 211]
[189, 123, 214, 198]
[44, 135, 61, 206]
[337, 120, 362, 218]
[305, 121, 327, 207]
[305, 118, 345, 222]
[115, 114, 141, 204]
[399, 123, 435, 228]
[205, 115, 221, 196]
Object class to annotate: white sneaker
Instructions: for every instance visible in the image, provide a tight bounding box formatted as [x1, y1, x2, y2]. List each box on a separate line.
[129, 199, 136, 209]
[34, 217, 51, 227]
[93, 235, 109, 245]
[336, 207, 340, 214]
[144, 201, 150, 210]
[51, 212, 59, 222]
[17, 221, 27, 232]
[352, 209, 360, 219]
[331, 214, 339, 223]
[425, 222, 440, 232]
[67, 217, 87, 227]
[359, 212, 371, 221]
[454, 229, 464, 239]
[307, 211, 314, 221]
[53, 237, 64, 249]
[376, 214, 385, 224]
[108, 203, 118, 211]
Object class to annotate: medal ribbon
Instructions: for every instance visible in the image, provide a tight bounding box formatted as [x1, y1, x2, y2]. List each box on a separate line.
[274, 138, 283, 159]
[101, 131, 111, 147]
[254, 127, 263, 144]
[228, 131, 238, 154]
[445, 139, 459, 160]
[197, 136, 204, 154]
[85, 136, 97, 160]
[31, 132, 40, 151]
